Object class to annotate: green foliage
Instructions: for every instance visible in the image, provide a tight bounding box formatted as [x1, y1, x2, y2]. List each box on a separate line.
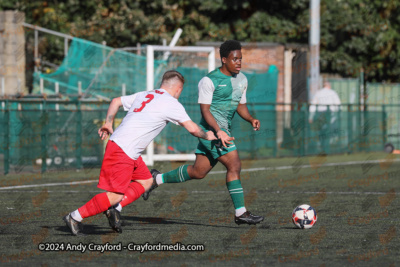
[1, 0, 399, 82]
[320, 0, 400, 82]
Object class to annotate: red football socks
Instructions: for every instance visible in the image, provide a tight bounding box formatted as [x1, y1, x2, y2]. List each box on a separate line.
[78, 192, 111, 218]
[120, 182, 145, 207]
[76, 183, 145, 218]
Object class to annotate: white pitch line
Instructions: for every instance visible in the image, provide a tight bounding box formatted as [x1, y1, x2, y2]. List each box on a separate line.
[191, 190, 400, 195]
[0, 180, 97, 190]
[1, 158, 399, 191]
[209, 158, 400, 174]
[1, 190, 101, 193]
[270, 191, 400, 195]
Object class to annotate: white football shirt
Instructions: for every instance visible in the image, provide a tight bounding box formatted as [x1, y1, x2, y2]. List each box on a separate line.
[309, 87, 341, 113]
[110, 89, 191, 159]
[309, 87, 342, 122]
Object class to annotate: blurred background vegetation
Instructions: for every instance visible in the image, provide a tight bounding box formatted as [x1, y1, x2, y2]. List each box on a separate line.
[1, 0, 399, 82]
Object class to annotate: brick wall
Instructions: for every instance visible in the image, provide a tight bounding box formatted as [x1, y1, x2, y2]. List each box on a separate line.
[241, 44, 285, 104]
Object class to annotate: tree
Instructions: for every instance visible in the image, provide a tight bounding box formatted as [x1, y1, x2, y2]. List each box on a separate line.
[1, 0, 399, 82]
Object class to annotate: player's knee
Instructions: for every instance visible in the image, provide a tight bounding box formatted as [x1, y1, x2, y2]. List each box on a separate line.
[227, 167, 241, 176]
[107, 192, 124, 206]
[116, 194, 124, 203]
[227, 161, 241, 174]
[188, 165, 208, 179]
[191, 170, 207, 179]
[141, 178, 154, 191]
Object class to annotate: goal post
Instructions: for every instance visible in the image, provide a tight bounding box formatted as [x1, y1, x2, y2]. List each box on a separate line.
[143, 45, 216, 165]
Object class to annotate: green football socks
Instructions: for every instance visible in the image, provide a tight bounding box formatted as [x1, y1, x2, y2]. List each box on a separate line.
[227, 179, 246, 215]
[162, 165, 192, 183]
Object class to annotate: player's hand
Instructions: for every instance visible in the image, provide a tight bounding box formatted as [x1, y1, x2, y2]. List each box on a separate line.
[251, 119, 260, 131]
[206, 131, 218, 141]
[98, 123, 113, 140]
[217, 130, 235, 148]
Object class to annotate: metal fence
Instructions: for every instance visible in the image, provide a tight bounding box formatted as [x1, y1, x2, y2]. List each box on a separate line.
[0, 99, 110, 174]
[278, 103, 389, 157]
[0, 99, 397, 175]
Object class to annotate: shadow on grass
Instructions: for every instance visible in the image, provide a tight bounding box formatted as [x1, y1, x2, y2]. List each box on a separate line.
[56, 216, 239, 236]
[281, 226, 304, 230]
[56, 224, 114, 235]
[122, 215, 239, 229]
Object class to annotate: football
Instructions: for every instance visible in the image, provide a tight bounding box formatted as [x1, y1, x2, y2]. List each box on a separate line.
[292, 204, 317, 229]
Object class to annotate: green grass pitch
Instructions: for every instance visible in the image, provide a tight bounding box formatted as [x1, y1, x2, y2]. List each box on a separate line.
[0, 152, 399, 266]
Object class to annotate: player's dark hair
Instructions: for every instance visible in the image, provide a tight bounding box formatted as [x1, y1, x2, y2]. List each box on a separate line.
[219, 40, 242, 60]
[161, 70, 185, 84]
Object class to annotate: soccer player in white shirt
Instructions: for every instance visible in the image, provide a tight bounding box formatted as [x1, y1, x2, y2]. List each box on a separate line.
[63, 70, 216, 235]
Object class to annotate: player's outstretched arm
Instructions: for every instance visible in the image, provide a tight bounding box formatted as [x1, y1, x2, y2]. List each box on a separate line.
[98, 97, 122, 140]
[236, 103, 260, 131]
[180, 120, 217, 141]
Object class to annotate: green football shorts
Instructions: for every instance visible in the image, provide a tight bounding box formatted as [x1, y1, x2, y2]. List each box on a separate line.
[195, 130, 237, 166]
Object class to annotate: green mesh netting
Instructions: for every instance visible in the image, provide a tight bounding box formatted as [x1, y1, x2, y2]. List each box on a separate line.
[0, 101, 129, 174]
[366, 83, 400, 149]
[0, 101, 389, 174]
[33, 38, 167, 98]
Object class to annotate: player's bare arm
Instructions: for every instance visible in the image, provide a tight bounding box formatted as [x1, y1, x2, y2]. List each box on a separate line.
[180, 120, 217, 140]
[200, 104, 235, 147]
[236, 103, 260, 131]
[98, 97, 123, 140]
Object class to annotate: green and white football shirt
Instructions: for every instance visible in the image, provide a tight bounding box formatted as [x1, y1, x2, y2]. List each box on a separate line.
[198, 68, 248, 134]
[195, 68, 248, 162]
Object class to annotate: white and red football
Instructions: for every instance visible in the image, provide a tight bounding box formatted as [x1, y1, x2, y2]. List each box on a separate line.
[292, 204, 317, 229]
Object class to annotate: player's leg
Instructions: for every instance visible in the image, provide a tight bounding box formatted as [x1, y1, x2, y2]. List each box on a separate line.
[109, 178, 152, 214]
[163, 153, 216, 182]
[120, 156, 153, 207]
[105, 156, 153, 232]
[119, 179, 153, 207]
[218, 150, 264, 225]
[217, 150, 245, 214]
[142, 153, 217, 200]
[64, 141, 133, 235]
[64, 191, 124, 236]
[73, 192, 124, 220]
[104, 180, 152, 233]
[154, 140, 218, 185]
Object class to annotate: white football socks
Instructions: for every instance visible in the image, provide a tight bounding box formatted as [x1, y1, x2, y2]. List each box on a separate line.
[156, 174, 163, 185]
[115, 203, 122, 212]
[235, 207, 247, 217]
[71, 209, 83, 222]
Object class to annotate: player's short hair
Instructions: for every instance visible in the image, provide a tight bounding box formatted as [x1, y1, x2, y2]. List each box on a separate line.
[220, 40, 242, 59]
[161, 70, 185, 85]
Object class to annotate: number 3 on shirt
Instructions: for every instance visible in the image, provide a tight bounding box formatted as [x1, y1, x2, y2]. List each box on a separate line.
[134, 94, 154, 112]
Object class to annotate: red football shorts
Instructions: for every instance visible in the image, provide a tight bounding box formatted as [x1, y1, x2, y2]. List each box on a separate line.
[97, 140, 152, 194]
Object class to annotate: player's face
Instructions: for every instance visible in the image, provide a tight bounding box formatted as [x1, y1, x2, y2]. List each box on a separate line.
[222, 50, 242, 75]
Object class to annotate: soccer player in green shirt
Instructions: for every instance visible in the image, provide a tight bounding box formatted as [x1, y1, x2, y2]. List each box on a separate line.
[141, 40, 264, 225]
